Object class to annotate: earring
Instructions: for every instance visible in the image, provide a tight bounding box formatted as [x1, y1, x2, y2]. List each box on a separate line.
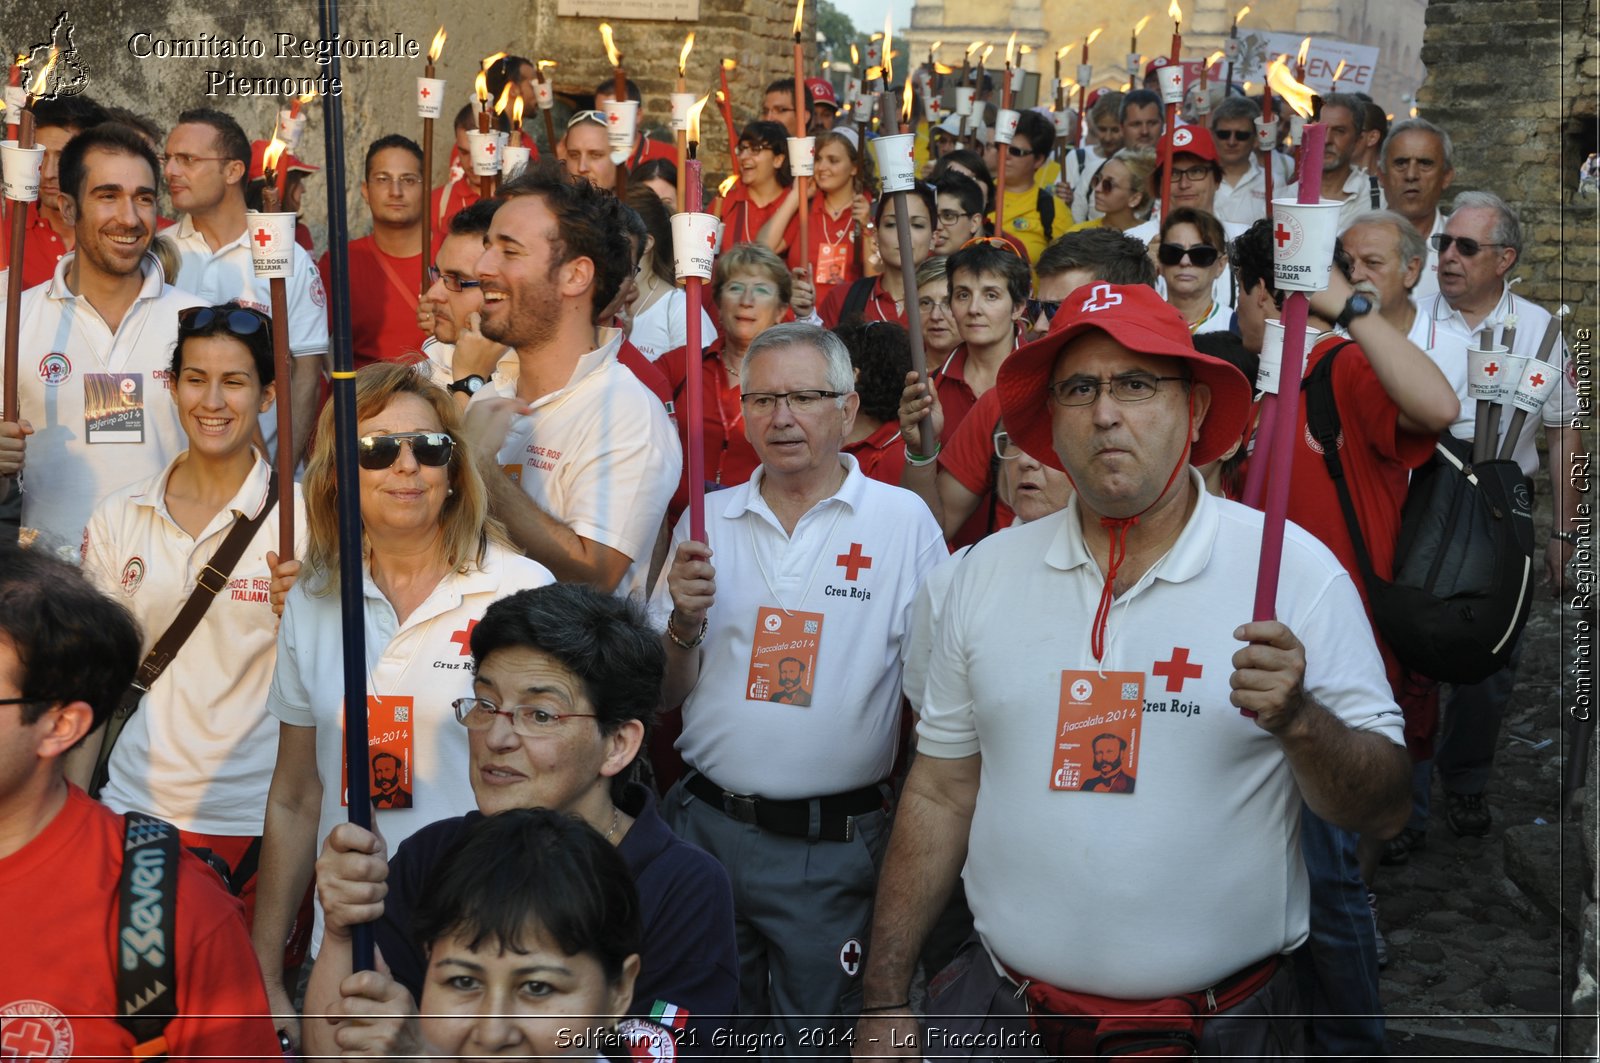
[447, 487, 455, 496]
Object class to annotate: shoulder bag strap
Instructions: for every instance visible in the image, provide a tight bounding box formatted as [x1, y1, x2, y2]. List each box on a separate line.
[117, 812, 181, 1060]
[1300, 342, 1381, 588]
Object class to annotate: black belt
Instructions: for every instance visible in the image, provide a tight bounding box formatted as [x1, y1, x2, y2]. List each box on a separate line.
[684, 771, 885, 843]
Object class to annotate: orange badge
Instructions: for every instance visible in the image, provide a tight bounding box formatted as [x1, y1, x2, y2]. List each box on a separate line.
[1049, 671, 1143, 794]
[746, 607, 824, 705]
[342, 695, 416, 810]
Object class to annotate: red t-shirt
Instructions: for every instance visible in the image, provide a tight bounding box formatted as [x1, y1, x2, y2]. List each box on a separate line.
[628, 136, 678, 169]
[659, 339, 759, 522]
[780, 193, 869, 309]
[937, 387, 1016, 547]
[816, 275, 905, 330]
[318, 235, 438, 369]
[431, 174, 482, 231]
[0, 785, 281, 1059]
[18, 202, 69, 289]
[844, 419, 906, 485]
[716, 183, 787, 251]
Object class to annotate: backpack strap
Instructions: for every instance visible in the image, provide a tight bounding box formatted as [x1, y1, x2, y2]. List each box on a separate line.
[838, 276, 877, 324]
[1301, 341, 1381, 590]
[1369, 173, 1381, 209]
[118, 812, 180, 1061]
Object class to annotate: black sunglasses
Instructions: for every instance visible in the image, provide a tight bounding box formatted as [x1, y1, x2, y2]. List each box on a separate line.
[1430, 233, 1507, 258]
[1212, 129, 1254, 142]
[177, 305, 270, 338]
[427, 265, 482, 293]
[357, 431, 455, 470]
[1157, 242, 1220, 267]
[1025, 298, 1062, 323]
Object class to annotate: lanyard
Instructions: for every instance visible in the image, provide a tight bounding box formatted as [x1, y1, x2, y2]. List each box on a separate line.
[748, 495, 846, 616]
[710, 355, 743, 485]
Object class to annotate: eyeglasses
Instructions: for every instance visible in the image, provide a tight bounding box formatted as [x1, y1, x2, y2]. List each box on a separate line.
[739, 389, 844, 414]
[427, 265, 482, 292]
[177, 305, 270, 338]
[1169, 164, 1215, 185]
[1157, 242, 1220, 267]
[723, 281, 780, 302]
[452, 697, 597, 737]
[566, 109, 607, 130]
[936, 209, 972, 227]
[1212, 128, 1254, 143]
[1431, 233, 1508, 257]
[356, 431, 455, 470]
[1096, 176, 1127, 193]
[160, 153, 230, 168]
[993, 430, 1023, 460]
[918, 296, 953, 316]
[369, 173, 422, 189]
[1025, 298, 1062, 323]
[1048, 373, 1187, 406]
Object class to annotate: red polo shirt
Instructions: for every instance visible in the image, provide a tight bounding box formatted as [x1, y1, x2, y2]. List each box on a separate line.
[658, 339, 760, 523]
[816, 275, 905, 329]
[843, 419, 906, 485]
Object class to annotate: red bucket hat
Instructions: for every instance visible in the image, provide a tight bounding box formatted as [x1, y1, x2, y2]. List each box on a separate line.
[995, 281, 1251, 472]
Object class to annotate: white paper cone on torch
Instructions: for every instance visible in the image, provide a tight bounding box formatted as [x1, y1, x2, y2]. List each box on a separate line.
[1509, 358, 1560, 413]
[1224, 37, 1241, 62]
[1288, 114, 1304, 146]
[602, 99, 638, 165]
[993, 109, 1021, 145]
[788, 136, 816, 176]
[1076, 64, 1093, 89]
[1466, 345, 1510, 403]
[1009, 66, 1025, 92]
[1155, 65, 1185, 105]
[276, 111, 308, 150]
[500, 144, 532, 179]
[1126, 53, 1141, 78]
[1496, 354, 1529, 407]
[672, 212, 719, 280]
[1270, 199, 1340, 292]
[0, 141, 45, 201]
[416, 78, 447, 120]
[845, 76, 862, 107]
[535, 79, 555, 110]
[855, 93, 876, 121]
[671, 92, 695, 132]
[954, 86, 975, 116]
[872, 133, 917, 192]
[3, 86, 24, 118]
[245, 211, 298, 279]
[866, 41, 882, 66]
[465, 131, 501, 176]
[1254, 116, 1275, 151]
[1052, 110, 1073, 138]
[1255, 318, 1319, 395]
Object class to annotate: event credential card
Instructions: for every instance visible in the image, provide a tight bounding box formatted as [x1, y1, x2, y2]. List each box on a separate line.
[1049, 670, 1143, 794]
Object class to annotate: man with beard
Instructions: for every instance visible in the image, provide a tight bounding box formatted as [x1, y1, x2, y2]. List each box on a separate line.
[1377, 118, 1456, 300]
[1286, 94, 1384, 232]
[0, 124, 205, 552]
[460, 165, 679, 597]
[420, 200, 518, 402]
[370, 751, 412, 809]
[1080, 734, 1135, 793]
[1342, 210, 1428, 336]
[769, 657, 813, 705]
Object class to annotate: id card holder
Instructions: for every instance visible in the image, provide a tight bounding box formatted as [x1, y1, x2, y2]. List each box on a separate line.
[342, 694, 416, 809]
[816, 242, 849, 286]
[84, 373, 145, 444]
[1049, 671, 1143, 794]
[745, 606, 824, 705]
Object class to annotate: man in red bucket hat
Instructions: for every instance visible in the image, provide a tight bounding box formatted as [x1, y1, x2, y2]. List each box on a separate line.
[854, 282, 1409, 1059]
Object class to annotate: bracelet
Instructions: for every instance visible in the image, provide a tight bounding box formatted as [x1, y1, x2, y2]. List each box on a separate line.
[666, 611, 708, 649]
[1552, 531, 1576, 544]
[861, 1001, 910, 1013]
[904, 443, 942, 467]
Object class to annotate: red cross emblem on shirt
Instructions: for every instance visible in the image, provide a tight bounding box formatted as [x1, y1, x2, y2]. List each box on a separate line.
[1529, 372, 1545, 388]
[1152, 647, 1203, 692]
[836, 543, 872, 581]
[253, 227, 273, 248]
[449, 619, 478, 656]
[1484, 361, 1499, 376]
[838, 937, 862, 975]
[1274, 222, 1293, 248]
[1081, 282, 1123, 313]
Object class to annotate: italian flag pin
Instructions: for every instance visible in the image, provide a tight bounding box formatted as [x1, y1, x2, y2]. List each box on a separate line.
[649, 1001, 689, 1030]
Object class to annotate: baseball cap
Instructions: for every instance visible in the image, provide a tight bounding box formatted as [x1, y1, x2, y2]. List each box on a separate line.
[249, 139, 319, 182]
[1143, 56, 1171, 78]
[995, 281, 1251, 470]
[806, 78, 840, 111]
[1157, 124, 1218, 166]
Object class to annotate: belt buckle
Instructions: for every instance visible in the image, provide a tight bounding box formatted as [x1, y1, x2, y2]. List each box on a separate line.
[722, 791, 760, 825]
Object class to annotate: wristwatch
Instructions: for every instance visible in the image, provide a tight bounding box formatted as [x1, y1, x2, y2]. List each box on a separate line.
[1334, 293, 1374, 330]
[448, 375, 486, 396]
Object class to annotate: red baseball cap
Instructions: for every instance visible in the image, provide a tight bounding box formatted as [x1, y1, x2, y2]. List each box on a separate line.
[995, 281, 1251, 470]
[1157, 124, 1218, 165]
[805, 78, 840, 110]
[249, 139, 319, 181]
[1143, 56, 1170, 78]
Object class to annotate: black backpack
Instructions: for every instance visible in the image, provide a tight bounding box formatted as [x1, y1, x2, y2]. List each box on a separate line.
[1303, 343, 1535, 683]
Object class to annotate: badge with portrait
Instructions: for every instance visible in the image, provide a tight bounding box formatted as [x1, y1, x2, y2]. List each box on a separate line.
[341, 694, 416, 810]
[746, 607, 823, 706]
[1048, 670, 1143, 794]
[83, 372, 145, 444]
[815, 242, 849, 286]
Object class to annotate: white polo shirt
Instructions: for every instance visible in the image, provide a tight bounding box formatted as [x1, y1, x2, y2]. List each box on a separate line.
[919, 475, 1404, 998]
[0, 254, 204, 554]
[474, 328, 681, 599]
[267, 540, 554, 948]
[1408, 284, 1576, 476]
[1412, 209, 1446, 301]
[162, 213, 330, 457]
[82, 452, 307, 836]
[1063, 145, 1110, 224]
[420, 337, 518, 393]
[650, 456, 944, 799]
[1211, 152, 1296, 228]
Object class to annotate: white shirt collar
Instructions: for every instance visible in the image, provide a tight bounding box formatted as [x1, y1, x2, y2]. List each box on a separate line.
[45, 251, 166, 303]
[1043, 467, 1217, 589]
[727, 453, 867, 523]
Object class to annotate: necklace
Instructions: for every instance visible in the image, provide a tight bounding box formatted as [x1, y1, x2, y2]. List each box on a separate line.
[604, 806, 621, 843]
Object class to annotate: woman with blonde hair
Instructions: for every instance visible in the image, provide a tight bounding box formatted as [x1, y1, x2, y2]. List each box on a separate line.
[250, 362, 554, 1049]
[1067, 146, 1157, 233]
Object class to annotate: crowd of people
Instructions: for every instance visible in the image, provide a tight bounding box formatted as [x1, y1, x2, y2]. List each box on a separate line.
[0, 39, 1582, 1062]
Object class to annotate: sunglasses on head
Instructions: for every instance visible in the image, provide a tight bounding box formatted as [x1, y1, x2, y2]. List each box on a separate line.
[959, 235, 1021, 255]
[357, 431, 455, 470]
[567, 109, 606, 130]
[1157, 242, 1220, 267]
[1430, 233, 1507, 258]
[177, 305, 269, 338]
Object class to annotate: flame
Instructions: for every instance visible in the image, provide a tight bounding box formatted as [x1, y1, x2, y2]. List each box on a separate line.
[931, 41, 943, 53]
[1168, 0, 1182, 27]
[494, 82, 514, 115]
[851, 44, 860, 65]
[1235, 5, 1251, 24]
[1267, 56, 1315, 117]
[1058, 45, 1073, 59]
[298, 87, 318, 106]
[1408, 105, 1418, 117]
[1295, 36, 1311, 68]
[1133, 15, 1152, 37]
[474, 70, 489, 103]
[871, 32, 884, 42]
[687, 94, 709, 142]
[792, 0, 805, 38]
[901, 77, 913, 121]
[1020, 44, 1032, 56]
[718, 174, 738, 196]
[481, 51, 506, 71]
[599, 24, 621, 68]
[966, 40, 983, 56]
[538, 59, 557, 76]
[1005, 32, 1017, 66]
[1206, 50, 1225, 66]
[722, 57, 737, 70]
[865, 65, 884, 80]
[26, 48, 59, 99]
[262, 136, 286, 176]
[428, 26, 447, 63]
[511, 95, 524, 127]
[1330, 59, 1347, 82]
[677, 33, 695, 75]
[882, 14, 893, 81]
[1087, 27, 1104, 46]
[934, 62, 954, 74]
[980, 44, 994, 63]
[1242, 81, 1252, 92]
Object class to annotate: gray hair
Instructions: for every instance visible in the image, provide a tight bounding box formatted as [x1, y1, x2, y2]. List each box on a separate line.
[1450, 190, 1522, 257]
[1321, 93, 1367, 134]
[1379, 117, 1454, 173]
[1341, 209, 1428, 290]
[741, 322, 856, 398]
[1210, 95, 1260, 128]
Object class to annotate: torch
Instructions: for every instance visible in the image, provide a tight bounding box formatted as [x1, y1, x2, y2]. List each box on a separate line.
[3, 49, 54, 433]
[956, 42, 981, 147]
[993, 34, 1018, 235]
[1498, 308, 1569, 461]
[253, 137, 298, 560]
[673, 34, 696, 214]
[869, 74, 928, 382]
[791, 0, 812, 275]
[678, 95, 713, 542]
[718, 59, 739, 175]
[502, 97, 532, 181]
[472, 69, 494, 200]
[4, 54, 24, 144]
[1226, 6, 1249, 95]
[1157, 0, 1183, 225]
[492, 83, 514, 194]
[419, 26, 446, 296]
[599, 23, 630, 198]
[1128, 15, 1151, 84]
[533, 60, 559, 155]
[1078, 29, 1102, 145]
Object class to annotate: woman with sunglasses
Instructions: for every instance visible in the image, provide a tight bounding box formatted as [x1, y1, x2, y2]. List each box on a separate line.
[757, 129, 873, 309]
[75, 302, 304, 927]
[1066, 147, 1156, 234]
[1157, 207, 1231, 335]
[251, 363, 554, 1048]
[714, 121, 792, 252]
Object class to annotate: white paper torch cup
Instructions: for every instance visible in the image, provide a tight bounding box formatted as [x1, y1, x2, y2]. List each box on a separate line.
[1225, 37, 1242, 62]
[1, 140, 45, 201]
[245, 211, 297, 279]
[1255, 116, 1276, 151]
[866, 43, 882, 67]
[671, 93, 695, 133]
[1156, 65, 1184, 105]
[672, 212, 719, 280]
[845, 77, 862, 107]
[1509, 358, 1560, 413]
[276, 111, 307, 151]
[1010, 67, 1025, 92]
[954, 86, 975, 116]
[416, 78, 447, 120]
[1126, 53, 1141, 79]
[535, 80, 555, 110]
[500, 144, 532, 179]
[1052, 111, 1073, 138]
[993, 109, 1021, 145]
[466, 131, 501, 176]
[1270, 199, 1342, 292]
[1077, 64, 1093, 89]
[1466, 345, 1510, 403]
[3, 86, 24, 119]
[1256, 319, 1321, 394]
[788, 136, 816, 176]
[872, 133, 917, 192]
[1288, 115, 1304, 147]
[602, 100, 638, 165]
